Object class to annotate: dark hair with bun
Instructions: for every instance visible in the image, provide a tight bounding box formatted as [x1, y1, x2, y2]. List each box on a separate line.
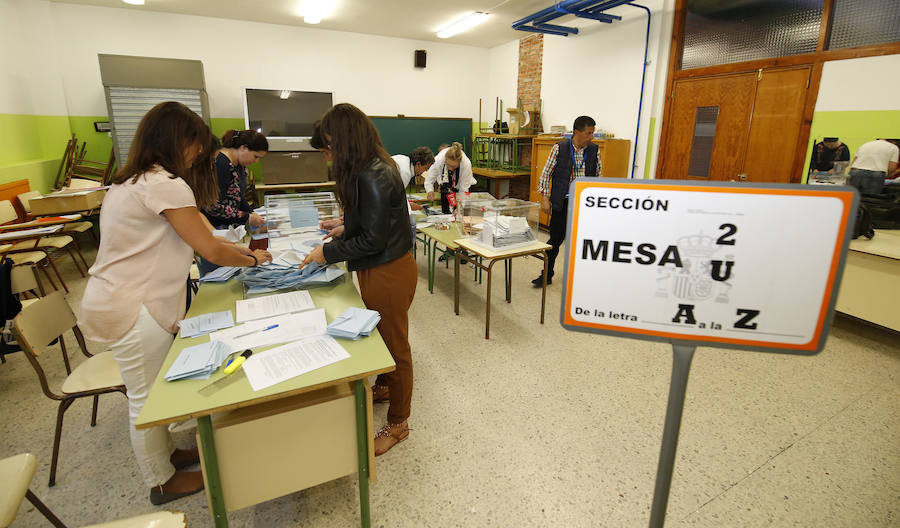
[222, 129, 269, 152]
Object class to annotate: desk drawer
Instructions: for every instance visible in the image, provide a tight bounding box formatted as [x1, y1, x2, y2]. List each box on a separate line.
[198, 383, 371, 512]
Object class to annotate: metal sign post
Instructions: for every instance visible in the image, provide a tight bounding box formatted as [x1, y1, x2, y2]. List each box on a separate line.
[559, 179, 858, 527]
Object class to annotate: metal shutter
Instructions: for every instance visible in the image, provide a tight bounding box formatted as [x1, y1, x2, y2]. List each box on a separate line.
[107, 87, 205, 163]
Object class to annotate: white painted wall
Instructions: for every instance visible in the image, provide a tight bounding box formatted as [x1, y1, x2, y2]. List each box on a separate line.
[486, 39, 519, 126]
[0, 0, 69, 115]
[539, 0, 666, 178]
[47, 2, 491, 120]
[815, 54, 900, 112]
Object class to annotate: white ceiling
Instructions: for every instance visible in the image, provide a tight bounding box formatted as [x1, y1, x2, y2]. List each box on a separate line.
[49, 0, 579, 48]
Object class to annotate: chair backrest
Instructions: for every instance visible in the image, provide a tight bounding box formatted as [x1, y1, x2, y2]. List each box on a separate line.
[0, 201, 18, 225]
[9, 265, 39, 296]
[16, 191, 42, 214]
[13, 290, 75, 358]
[67, 178, 100, 190]
[0, 453, 36, 527]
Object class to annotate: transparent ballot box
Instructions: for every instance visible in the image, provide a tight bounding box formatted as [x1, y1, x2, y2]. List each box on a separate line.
[471, 199, 539, 250]
[265, 192, 340, 244]
[457, 192, 495, 236]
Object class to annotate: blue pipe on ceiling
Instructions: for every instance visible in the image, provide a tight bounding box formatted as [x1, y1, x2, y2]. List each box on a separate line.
[512, 1, 653, 180]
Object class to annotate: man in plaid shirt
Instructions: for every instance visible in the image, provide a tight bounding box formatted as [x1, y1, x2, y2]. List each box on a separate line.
[534, 115, 600, 286]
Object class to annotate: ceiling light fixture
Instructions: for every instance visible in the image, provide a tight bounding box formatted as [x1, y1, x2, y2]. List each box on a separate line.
[122, 0, 145, 5]
[279, 90, 291, 99]
[436, 12, 490, 39]
[297, 0, 337, 25]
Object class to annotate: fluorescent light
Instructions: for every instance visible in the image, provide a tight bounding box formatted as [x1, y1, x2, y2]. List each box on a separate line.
[436, 12, 489, 39]
[297, 0, 337, 24]
[279, 90, 291, 99]
[122, 0, 144, 5]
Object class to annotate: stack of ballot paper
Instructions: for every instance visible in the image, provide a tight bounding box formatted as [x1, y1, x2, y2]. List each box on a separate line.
[238, 247, 345, 294]
[164, 340, 231, 381]
[209, 309, 327, 353]
[200, 266, 241, 283]
[178, 310, 235, 338]
[327, 307, 381, 340]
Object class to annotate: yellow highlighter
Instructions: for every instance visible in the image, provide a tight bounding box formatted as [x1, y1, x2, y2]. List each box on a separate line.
[223, 349, 253, 375]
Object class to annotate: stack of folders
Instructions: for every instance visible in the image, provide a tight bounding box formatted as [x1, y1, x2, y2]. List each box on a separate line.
[164, 340, 231, 381]
[200, 266, 241, 283]
[327, 307, 381, 340]
[178, 310, 234, 338]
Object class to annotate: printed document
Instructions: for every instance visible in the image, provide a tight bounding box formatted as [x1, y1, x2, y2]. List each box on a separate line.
[178, 310, 234, 338]
[235, 290, 315, 322]
[209, 309, 327, 352]
[242, 335, 351, 391]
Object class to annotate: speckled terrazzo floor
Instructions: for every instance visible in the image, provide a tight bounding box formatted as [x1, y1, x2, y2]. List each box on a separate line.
[2, 236, 898, 527]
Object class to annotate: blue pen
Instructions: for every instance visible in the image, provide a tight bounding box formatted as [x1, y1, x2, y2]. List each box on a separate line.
[232, 324, 279, 340]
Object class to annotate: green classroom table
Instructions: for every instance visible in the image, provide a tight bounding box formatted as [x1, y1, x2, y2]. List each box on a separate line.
[136, 276, 395, 528]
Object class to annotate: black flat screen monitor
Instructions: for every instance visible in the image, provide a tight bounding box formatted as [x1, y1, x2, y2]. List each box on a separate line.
[243, 89, 332, 138]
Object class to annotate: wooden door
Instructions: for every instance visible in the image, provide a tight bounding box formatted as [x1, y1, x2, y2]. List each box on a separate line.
[660, 73, 757, 180]
[742, 66, 811, 183]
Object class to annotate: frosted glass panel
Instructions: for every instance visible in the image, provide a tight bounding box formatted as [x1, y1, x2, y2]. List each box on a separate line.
[682, 0, 823, 70]
[688, 106, 719, 178]
[829, 0, 900, 49]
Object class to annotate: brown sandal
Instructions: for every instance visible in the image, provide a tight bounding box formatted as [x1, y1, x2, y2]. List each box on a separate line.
[374, 422, 409, 456]
[372, 384, 390, 404]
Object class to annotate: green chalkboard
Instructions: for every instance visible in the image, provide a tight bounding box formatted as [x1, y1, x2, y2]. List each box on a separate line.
[370, 116, 472, 158]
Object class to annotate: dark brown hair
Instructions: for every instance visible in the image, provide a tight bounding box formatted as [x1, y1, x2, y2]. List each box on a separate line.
[319, 103, 396, 210]
[110, 101, 218, 208]
[222, 129, 269, 152]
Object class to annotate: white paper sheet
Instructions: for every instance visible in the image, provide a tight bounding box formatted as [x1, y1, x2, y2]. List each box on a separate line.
[212, 225, 246, 243]
[209, 309, 327, 352]
[242, 335, 351, 391]
[235, 290, 315, 322]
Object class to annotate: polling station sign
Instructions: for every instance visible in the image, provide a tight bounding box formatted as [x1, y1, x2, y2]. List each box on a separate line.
[560, 179, 857, 353]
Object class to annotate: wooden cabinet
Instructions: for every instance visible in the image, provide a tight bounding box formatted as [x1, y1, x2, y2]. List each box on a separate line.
[529, 135, 631, 226]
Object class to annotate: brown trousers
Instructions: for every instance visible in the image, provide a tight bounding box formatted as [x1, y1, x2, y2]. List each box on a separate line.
[356, 252, 417, 424]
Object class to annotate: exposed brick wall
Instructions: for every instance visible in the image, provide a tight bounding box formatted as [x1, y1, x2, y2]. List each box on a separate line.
[517, 34, 543, 109]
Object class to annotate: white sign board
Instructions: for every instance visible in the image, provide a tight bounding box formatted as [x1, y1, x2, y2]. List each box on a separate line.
[561, 179, 857, 354]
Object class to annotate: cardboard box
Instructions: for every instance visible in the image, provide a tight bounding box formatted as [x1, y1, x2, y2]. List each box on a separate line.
[30, 188, 106, 216]
[261, 152, 330, 184]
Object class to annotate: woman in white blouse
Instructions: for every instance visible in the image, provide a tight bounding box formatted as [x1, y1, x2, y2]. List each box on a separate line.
[79, 102, 271, 505]
[424, 142, 476, 213]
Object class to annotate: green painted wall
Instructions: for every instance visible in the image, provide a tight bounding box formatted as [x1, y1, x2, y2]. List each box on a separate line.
[67, 116, 113, 165]
[0, 113, 72, 193]
[644, 117, 656, 179]
[803, 110, 900, 182]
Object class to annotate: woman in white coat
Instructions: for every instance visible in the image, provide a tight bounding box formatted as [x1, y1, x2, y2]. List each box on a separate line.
[424, 142, 476, 213]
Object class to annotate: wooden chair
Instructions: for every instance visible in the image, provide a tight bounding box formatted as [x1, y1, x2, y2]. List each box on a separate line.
[56, 135, 116, 190]
[0, 200, 87, 290]
[0, 453, 187, 528]
[17, 191, 96, 243]
[12, 290, 126, 486]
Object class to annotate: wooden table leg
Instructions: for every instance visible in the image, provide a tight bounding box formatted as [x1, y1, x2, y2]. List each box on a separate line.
[197, 415, 228, 528]
[353, 380, 372, 528]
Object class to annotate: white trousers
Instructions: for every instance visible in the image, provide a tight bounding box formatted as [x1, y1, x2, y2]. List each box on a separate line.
[110, 305, 176, 487]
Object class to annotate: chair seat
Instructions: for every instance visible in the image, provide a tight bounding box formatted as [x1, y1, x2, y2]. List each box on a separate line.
[0, 453, 36, 526]
[37, 235, 75, 250]
[10, 240, 41, 251]
[61, 351, 124, 394]
[6, 252, 45, 265]
[81, 511, 186, 528]
[65, 221, 93, 233]
[20, 298, 38, 310]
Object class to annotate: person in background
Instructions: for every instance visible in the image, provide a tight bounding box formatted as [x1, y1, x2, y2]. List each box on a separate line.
[391, 147, 435, 189]
[848, 138, 900, 194]
[199, 129, 268, 275]
[301, 104, 417, 456]
[437, 143, 451, 153]
[810, 137, 849, 172]
[79, 102, 272, 506]
[534, 115, 600, 287]
[424, 142, 476, 213]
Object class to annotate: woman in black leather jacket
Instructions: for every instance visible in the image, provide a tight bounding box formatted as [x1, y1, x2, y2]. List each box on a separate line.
[301, 104, 417, 456]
